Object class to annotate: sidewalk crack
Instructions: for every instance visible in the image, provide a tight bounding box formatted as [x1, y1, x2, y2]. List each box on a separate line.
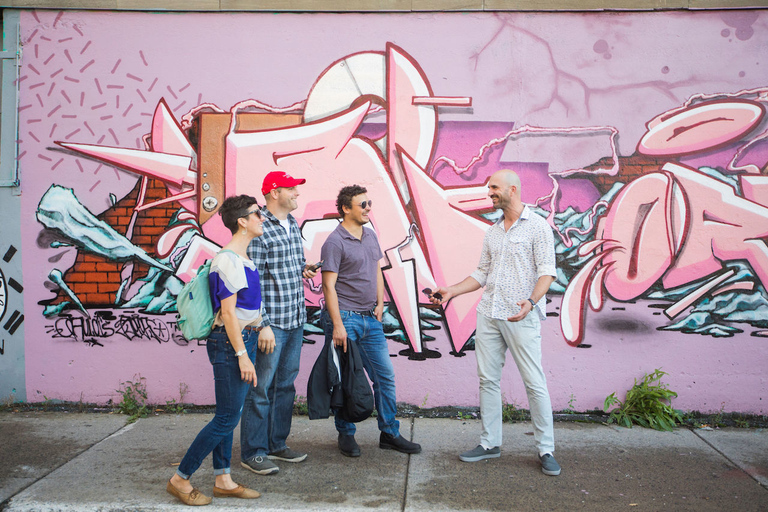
[691, 428, 768, 491]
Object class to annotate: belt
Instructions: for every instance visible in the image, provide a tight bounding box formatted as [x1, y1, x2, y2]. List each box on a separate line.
[212, 325, 262, 334]
[352, 309, 374, 317]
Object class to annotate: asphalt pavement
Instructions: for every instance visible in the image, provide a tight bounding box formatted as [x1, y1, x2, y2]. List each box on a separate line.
[1, 411, 767, 511]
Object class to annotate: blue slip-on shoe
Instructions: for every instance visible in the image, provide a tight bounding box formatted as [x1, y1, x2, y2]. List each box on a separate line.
[459, 445, 501, 462]
[539, 453, 561, 476]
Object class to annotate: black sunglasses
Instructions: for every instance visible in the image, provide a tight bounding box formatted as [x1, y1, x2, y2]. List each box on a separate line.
[422, 287, 443, 300]
[356, 200, 373, 209]
[241, 208, 262, 219]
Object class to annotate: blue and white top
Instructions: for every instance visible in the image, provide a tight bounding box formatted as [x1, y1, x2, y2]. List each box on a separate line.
[209, 250, 265, 330]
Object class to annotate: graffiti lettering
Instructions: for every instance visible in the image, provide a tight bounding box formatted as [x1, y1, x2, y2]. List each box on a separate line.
[45, 311, 186, 346]
[48, 314, 115, 341]
[113, 315, 172, 343]
[0, 338, 4, 355]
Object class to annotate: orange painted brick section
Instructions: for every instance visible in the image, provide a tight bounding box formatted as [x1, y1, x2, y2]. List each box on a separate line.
[96, 262, 121, 272]
[54, 177, 180, 306]
[77, 283, 99, 293]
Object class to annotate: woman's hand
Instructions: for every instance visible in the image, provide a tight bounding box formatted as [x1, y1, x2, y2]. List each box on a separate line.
[239, 355, 257, 386]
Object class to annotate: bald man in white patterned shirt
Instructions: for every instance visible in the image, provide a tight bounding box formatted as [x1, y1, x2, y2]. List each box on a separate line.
[430, 169, 560, 476]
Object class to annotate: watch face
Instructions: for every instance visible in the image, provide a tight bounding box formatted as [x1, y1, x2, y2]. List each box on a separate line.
[0, 267, 7, 323]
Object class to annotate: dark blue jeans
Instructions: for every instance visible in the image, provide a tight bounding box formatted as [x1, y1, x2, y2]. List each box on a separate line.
[322, 309, 400, 437]
[176, 326, 258, 478]
[240, 325, 303, 459]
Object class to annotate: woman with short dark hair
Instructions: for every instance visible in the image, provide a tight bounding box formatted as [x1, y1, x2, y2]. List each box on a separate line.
[167, 195, 272, 506]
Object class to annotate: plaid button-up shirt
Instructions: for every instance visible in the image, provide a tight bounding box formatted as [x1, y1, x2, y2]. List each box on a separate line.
[246, 208, 307, 330]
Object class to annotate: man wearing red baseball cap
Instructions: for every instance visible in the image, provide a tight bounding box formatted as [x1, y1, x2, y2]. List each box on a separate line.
[260, 171, 306, 196]
[240, 170, 316, 476]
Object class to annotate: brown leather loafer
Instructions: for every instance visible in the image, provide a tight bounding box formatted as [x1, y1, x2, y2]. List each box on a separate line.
[213, 483, 261, 499]
[166, 480, 212, 506]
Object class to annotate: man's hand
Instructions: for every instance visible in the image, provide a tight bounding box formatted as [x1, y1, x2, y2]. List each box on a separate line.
[303, 260, 323, 279]
[333, 323, 348, 353]
[258, 326, 276, 354]
[239, 356, 257, 386]
[428, 287, 452, 305]
[507, 300, 532, 322]
[303, 263, 318, 279]
[374, 302, 384, 322]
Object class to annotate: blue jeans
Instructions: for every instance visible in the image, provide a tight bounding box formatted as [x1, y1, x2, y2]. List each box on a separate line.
[177, 326, 258, 478]
[240, 325, 303, 459]
[322, 309, 400, 437]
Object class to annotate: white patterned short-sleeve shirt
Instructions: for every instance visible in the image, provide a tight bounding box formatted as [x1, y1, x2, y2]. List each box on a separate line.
[470, 205, 557, 321]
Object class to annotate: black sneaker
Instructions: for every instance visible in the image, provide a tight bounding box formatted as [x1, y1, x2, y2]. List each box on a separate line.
[338, 434, 361, 457]
[379, 432, 422, 454]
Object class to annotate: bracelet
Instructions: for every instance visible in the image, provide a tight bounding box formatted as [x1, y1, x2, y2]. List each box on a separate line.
[235, 349, 247, 357]
[527, 298, 536, 307]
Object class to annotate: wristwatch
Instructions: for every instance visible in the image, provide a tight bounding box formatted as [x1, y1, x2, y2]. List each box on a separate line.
[235, 349, 247, 357]
[527, 298, 536, 307]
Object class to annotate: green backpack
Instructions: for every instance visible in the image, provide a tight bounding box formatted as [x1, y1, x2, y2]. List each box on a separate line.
[176, 249, 233, 341]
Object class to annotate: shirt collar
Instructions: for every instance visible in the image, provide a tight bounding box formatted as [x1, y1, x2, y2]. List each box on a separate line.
[261, 207, 294, 225]
[495, 204, 531, 228]
[337, 222, 370, 241]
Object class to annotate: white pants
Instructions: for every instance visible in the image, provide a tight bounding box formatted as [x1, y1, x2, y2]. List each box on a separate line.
[475, 313, 555, 454]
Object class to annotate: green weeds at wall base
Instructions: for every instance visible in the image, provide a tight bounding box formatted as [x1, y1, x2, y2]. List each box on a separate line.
[293, 395, 309, 416]
[603, 369, 682, 431]
[116, 375, 150, 424]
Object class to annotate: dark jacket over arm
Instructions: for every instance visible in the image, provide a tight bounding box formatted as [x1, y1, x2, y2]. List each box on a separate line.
[307, 337, 373, 423]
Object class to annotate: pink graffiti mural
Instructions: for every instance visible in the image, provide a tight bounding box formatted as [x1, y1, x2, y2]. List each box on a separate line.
[561, 94, 768, 346]
[13, 9, 768, 414]
[27, 5, 767, 363]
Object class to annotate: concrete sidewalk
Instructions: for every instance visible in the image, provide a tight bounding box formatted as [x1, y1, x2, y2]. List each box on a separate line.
[1, 412, 767, 511]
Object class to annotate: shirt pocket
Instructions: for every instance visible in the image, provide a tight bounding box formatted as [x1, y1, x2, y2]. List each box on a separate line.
[506, 238, 529, 258]
[366, 244, 382, 262]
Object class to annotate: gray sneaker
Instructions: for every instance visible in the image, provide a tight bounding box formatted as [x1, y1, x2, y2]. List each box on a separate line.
[240, 455, 279, 475]
[539, 453, 561, 476]
[459, 445, 501, 462]
[268, 447, 307, 463]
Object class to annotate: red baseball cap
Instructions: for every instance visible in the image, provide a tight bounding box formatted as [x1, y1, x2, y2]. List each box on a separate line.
[261, 171, 306, 195]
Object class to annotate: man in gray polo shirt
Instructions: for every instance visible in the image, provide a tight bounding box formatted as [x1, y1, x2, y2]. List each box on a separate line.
[320, 184, 421, 458]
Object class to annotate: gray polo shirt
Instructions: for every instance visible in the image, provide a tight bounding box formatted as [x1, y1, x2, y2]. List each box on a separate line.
[321, 223, 383, 312]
